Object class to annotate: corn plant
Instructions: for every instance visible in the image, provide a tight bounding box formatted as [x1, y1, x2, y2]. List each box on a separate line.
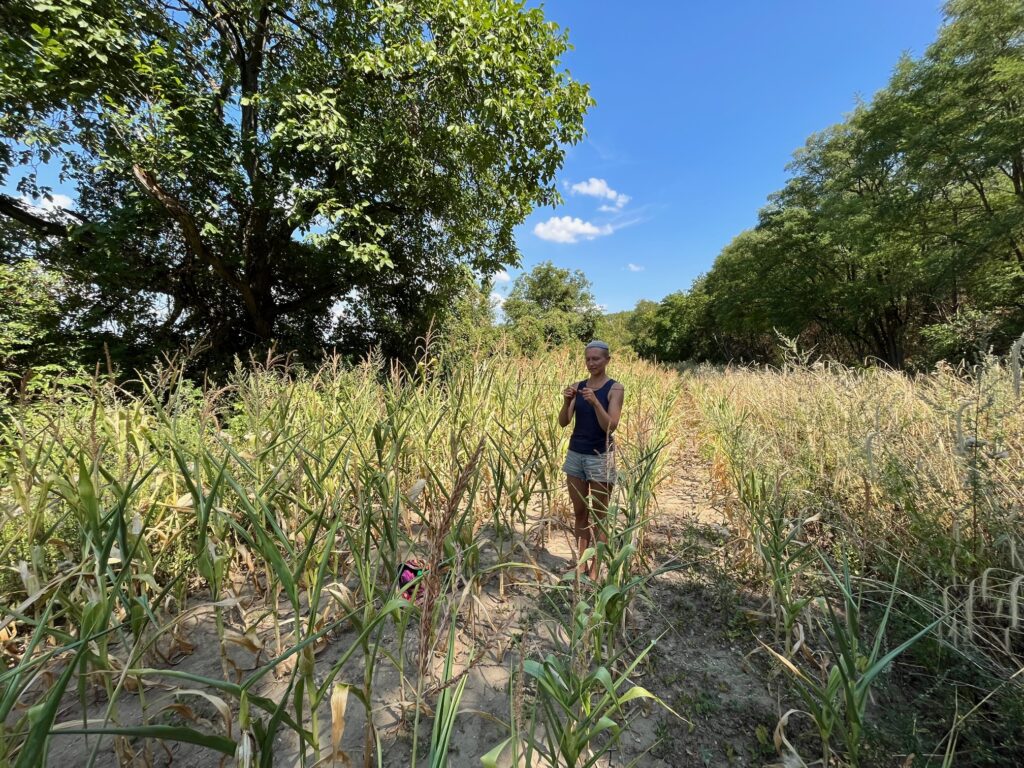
[582, 503, 680, 666]
[483, 628, 673, 768]
[486, 534, 680, 768]
[0, 347, 683, 766]
[427, 619, 470, 768]
[733, 468, 818, 656]
[765, 555, 942, 767]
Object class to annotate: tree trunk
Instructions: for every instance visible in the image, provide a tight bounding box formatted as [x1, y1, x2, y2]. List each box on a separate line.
[239, 222, 279, 342]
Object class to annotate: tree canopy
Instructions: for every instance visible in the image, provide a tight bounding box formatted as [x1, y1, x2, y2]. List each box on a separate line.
[502, 261, 600, 349]
[635, 0, 1024, 369]
[0, 0, 591, 371]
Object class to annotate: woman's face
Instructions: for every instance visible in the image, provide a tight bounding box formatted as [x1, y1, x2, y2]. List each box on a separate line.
[585, 349, 609, 376]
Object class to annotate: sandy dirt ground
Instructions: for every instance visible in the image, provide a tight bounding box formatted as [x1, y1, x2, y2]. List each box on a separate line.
[43, 436, 783, 768]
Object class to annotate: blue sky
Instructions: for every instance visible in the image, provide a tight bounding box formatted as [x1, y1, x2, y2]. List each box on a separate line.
[499, 0, 946, 313]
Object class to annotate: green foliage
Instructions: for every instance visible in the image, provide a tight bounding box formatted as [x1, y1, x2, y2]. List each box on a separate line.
[920, 309, 1007, 365]
[0, 259, 67, 385]
[629, 283, 724, 362]
[435, 272, 502, 365]
[635, 0, 1024, 368]
[593, 310, 634, 355]
[624, 300, 658, 358]
[503, 261, 600, 349]
[0, 0, 591, 369]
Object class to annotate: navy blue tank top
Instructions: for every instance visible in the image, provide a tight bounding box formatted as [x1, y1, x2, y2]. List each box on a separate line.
[569, 379, 616, 455]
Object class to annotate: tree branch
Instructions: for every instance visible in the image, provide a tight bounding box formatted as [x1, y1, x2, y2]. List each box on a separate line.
[131, 165, 240, 290]
[157, 295, 185, 332]
[131, 164, 274, 332]
[196, 0, 244, 64]
[269, 5, 328, 46]
[0, 193, 73, 238]
[240, 1, 270, 184]
[277, 280, 341, 313]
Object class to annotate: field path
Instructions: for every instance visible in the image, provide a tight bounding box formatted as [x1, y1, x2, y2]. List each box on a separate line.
[607, 431, 779, 767]
[445, 431, 780, 768]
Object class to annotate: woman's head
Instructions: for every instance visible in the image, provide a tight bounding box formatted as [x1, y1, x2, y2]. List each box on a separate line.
[584, 340, 610, 375]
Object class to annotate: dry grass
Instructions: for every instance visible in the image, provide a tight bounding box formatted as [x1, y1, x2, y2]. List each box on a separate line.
[691, 354, 1024, 765]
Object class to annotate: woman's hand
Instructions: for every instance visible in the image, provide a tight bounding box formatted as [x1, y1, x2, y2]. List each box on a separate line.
[558, 384, 577, 427]
[579, 386, 598, 406]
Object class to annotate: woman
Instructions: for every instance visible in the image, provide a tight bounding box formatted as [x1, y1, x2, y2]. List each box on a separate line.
[558, 340, 625, 577]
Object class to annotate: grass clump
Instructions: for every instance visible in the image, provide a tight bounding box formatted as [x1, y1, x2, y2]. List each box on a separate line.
[693, 348, 1024, 766]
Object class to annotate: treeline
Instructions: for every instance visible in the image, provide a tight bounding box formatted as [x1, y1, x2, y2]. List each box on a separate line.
[634, 0, 1024, 369]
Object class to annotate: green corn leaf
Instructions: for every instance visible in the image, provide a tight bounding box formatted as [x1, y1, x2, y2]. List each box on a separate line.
[480, 737, 513, 767]
[15, 651, 78, 768]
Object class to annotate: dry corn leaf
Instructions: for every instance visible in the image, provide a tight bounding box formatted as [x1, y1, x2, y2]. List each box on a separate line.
[223, 629, 264, 655]
[16, 561, 40, 595]
[772, 708, 808, 766]
[326, 583, 356, 612]
[330, 683, 350, 765]
[112, 735, 136, 765]
[407, 478, 427, 503]
[274, 654, 297, 679]
[174, 688, 233, 737]
[225, 654, 247, 683]
[237, 543, 255, 573]
[121, 674, 146, 693]
[790, 622, 806, 657]
[162, 626, 196, 663]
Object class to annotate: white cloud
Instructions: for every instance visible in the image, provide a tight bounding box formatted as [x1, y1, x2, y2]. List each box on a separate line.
[571, 178, 615, 198]
[533, 216, 614, 244]
[627, 263, 644, 272]
[20, 193, 75, 219]
[493, 269, 511, 284]
[489, 291, 506, 308]
[570, 177, 630, 210]
[41, 193, 73, 211]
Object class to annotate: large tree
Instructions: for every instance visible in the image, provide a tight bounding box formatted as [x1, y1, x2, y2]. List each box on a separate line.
[0, 0, 590, 368]
[707, 118, 956, 368]
[866, 0, 1024, 338]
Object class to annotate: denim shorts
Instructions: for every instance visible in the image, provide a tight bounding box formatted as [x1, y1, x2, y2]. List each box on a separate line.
[563, 449, 617, 484]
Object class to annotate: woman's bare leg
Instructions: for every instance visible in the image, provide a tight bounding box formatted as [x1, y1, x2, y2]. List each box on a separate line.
[567, 474, 591, 572]
[587, 482, 612, 579]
